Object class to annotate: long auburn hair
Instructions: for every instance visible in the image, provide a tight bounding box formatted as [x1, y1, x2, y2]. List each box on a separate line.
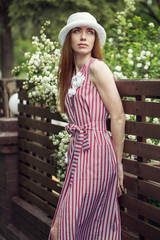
[58, 31, 103, 113]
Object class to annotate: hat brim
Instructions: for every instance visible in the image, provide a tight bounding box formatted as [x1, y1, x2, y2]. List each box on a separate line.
[58, 21, 106, 47]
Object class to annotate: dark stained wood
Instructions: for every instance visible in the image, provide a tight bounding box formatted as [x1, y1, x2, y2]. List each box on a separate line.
[125, 121, 160, 139]
[138, 179, 160, 202]
[20, 187, 55, 218]
[123, 158, 160, 182]
[18, 115, 64, 134]
[18, 103, 65, 122]
[121, 230, 138, 240]
[19, 163, 61, 194]
[120, 194, 160, 224]
[123, 100, 160, 117]
[19, 139, 54, 160]
[124, 174, 138, 194]
[18, 89, 28, 100]
[124, 140, 160, 161]
[116, 80, 160, 97]
[124, 174, 160, 201]
[121, 211, 160, 240]
[12, 196, 52, 233]
[19, 152, 56, 175]
[19, 175, 59, 207]
[19, 128, 55, 149]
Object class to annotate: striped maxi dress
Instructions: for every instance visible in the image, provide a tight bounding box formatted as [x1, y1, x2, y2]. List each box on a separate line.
[49, 58, 121, 240]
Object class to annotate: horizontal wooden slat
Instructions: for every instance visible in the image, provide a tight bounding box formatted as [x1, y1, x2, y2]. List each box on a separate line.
[20, 187, 55, 218]
[138, 180, 160, 202]
[123, 100, 160, 117]
[18, 103, 65, 122]
[123, 158, 160, 183]
[125, 121, 160, 139]
[19, 128, 54, 149]
[124, 140, 160, 161]
[18, 115, 64, 134]
[19, 139, 54, 160]
[12, 196, 51, 235]
[124, 175, 160, 201]
[121, 211, 160, 240]
[19, 151, 56, 175]
[117, 80, 160, 97]
[20, 175, 59, 207]
[19, 163, 61, 193]
[121, 229, 138, 240]
[13, 213, 47, 240]
[120, 194, 160, 224]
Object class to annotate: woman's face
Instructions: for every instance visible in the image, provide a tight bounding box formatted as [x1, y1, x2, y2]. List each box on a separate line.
[71, 26, 95, 56]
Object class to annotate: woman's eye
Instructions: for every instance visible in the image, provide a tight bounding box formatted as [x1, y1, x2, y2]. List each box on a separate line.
[88, 30, 94, 35]
[73, 29, 80, 33]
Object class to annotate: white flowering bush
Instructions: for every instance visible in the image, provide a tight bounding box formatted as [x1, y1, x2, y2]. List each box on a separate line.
[49, 130, 70, 186]
[12, 21, 61, 113]
[12, 21, 70, 186]
[104, 0, 160, 162]
[105, 0, 160, 80]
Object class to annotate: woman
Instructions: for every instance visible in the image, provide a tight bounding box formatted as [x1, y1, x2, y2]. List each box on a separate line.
[49, 12, 125, 240]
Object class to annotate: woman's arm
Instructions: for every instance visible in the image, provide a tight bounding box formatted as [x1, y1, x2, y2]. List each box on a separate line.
[90, 60, 126, 196]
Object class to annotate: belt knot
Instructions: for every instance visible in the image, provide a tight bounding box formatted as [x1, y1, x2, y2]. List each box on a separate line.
[66, 123, 90, 150]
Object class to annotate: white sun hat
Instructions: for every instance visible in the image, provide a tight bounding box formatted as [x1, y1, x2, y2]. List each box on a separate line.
[58, 12, 106, 47]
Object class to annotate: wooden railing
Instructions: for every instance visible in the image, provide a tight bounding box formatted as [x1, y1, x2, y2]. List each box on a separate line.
[17, 79, 160, 240]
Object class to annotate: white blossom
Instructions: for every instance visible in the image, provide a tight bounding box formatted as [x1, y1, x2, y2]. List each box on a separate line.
[141, 50, 146, 56]
[153, 118, 159, 124]
[116, 53, 121, 58]
[146, 51, 151, 56]
[144, 65, 149, 70]
[148, 22, 154, 27]
[115, 66, 121, 71]
[144, 73, 149, 78]
[129, 60, 134, 65]
[137, 63, 142, 68]
[125, 114, 130, 120]
[128, 53, 133, 58]
[146, 139, 153, 144]
[136, 56, 141, 61]
[108, 38, 113, 43]
[128, 49, 133, 54]
[133, 71, 137, 77]
[117, 29, 122, 34]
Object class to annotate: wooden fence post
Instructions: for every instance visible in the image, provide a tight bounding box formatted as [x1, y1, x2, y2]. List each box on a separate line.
[0, 118, 19, 231]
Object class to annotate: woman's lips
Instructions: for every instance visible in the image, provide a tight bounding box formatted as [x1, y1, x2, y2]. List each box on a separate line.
[78, 43, 88, 47]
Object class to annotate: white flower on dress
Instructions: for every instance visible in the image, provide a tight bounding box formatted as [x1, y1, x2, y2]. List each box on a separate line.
[68, 72, 85, 97]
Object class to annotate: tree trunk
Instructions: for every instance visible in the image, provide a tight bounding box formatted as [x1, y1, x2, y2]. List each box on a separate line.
[0, 1, 14, 78]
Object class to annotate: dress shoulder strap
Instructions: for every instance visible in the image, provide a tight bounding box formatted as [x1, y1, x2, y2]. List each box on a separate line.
[85, 57, 96, 80]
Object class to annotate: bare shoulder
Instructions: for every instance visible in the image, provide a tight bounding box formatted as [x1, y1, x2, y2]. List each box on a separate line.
[90, 59, 114, 85]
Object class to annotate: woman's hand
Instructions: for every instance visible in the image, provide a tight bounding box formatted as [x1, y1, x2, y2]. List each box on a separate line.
[117, 162, 124, 197]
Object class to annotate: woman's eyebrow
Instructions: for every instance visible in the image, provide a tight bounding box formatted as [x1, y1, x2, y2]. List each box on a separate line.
[87, 28, 95, 31]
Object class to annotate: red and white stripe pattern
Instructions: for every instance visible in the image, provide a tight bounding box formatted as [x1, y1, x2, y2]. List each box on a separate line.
[49, 58, 121, 239]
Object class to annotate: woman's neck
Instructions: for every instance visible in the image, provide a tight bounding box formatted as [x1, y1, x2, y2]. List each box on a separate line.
[74, 54, 92, 74]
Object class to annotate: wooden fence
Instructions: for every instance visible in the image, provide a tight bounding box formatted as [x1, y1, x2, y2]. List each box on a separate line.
[17, 79, 160, 240]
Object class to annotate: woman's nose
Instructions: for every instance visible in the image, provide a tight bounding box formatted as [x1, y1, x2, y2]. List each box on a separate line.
[80, 30, 86, 40]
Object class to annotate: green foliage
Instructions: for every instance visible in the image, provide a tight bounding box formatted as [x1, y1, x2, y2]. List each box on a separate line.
[104, 7, 160, 79]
